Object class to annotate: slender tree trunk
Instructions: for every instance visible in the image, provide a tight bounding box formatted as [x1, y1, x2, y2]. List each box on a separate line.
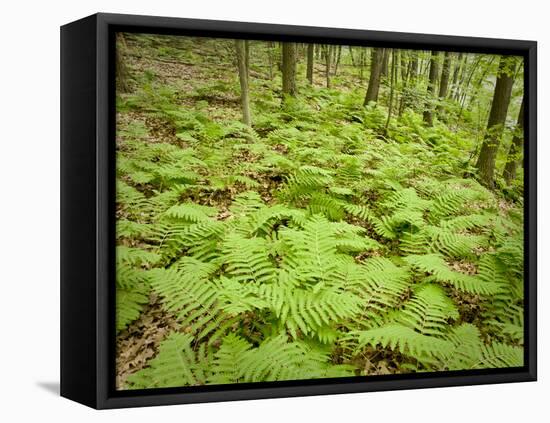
[450, 52, 463, 99]
[334, 45, 342, 76]
[438, 52, 452, 105]
[409, 51, 419, 83]
[475, 56, 517, 187]
[400, 51, 408, 85]
[244, 41, 250, 82]
[503, 96, 525, 185]
[423, 51, 440, 126]
[380, 49, 390, 77]
[267, 41, 274, 80]
[235, 40, 251, 125]
[454, 55, 469, 100]
[364, 48, 384, 105]
[384, 50, 397, 134]
[467, 57, 495, 109]
[306, 44, 314, 84]
[349, 46, 355, 66]
[282, 42, 297, 97]
[324, 45, 331, 88]
[398, 52, 415, 117]
[116, 33, 131, 93]
[459, 57, 482, 108]
[359, 49, 365, 81]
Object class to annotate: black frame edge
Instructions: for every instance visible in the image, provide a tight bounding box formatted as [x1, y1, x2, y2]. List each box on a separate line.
[60, 14, 99, 408]
[525, 42, 537, 382]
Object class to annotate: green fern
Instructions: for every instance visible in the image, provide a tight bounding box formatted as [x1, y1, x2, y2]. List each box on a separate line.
[127, 333, 210, 388]
[115, 36, 525, 387]
[405, 254, 502, 295]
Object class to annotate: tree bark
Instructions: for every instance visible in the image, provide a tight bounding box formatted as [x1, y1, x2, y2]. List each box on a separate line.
[475, 56, 517, 187]
[423, 51, 440, 126]
[334, 45, 342, 76]
[454, 54, 469, 100]
[384, 50, 397, 134]
[467, 57, 495, 109]
[380, 48, 390, 77]
[503, 96, 525, 185]
[409, 51, 419, 83]
[267, 41, 274, 80]
[364, 48, 384, 105]
[359, 49, 365, 81]
[235, 40, 251, 125]
[399, 51, 408, 84]
[459, 57, 482, 108]
[306, 44, 314, 84]
[244, 41, 250, 82]
[435, 51, 452, 115]
[450, 52, 463, 99]
[324, 45, 331, 88]
[349, 46, 355, 66]
[282, 42, 297, 97]
[438, 52, 452, 100]
[116, 34, 131, 93]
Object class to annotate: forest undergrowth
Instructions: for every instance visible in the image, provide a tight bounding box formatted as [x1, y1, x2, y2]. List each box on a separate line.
[115, 34, 524, 389]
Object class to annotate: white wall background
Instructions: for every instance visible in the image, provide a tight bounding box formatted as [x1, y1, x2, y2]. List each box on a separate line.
[1, 0, 546, 421]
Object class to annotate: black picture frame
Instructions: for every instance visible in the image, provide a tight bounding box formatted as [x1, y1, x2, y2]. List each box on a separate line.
[60, 12, 537, 409]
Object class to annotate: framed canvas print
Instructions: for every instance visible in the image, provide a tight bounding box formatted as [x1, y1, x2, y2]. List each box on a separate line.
[60, 13, 537, 409]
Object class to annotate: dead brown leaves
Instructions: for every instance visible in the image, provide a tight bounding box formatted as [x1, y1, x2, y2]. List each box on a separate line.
[116, 293, 179, 390]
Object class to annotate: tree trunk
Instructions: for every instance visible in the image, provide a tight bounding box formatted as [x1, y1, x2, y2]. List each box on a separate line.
[324, 45, 331, 88]
[306, 44, 314, 84]
[384, 50, 397, 135]
[359, 49, 365, 81]
[475, 56, 517, 188]
[364, 48, 384, 105]
[380, 48, 390, 77]
[458, 57, 482, 108]
[349, 46, 355, 66]
[409, 51, 419, 83]
[467, 57, 495, 109]
[334, 45, 342, 76]
[116, 34, 131, 93]
[267, 41, 274, 80]
[503, 96, 525, 185]
[235, 40, 251, 125]
[454, 54, 469, 100]
[400, 51, 408, 84]
[450, 52, 463, 99]
[282, 42, 297, 97]
[438, 52, 452, 100]
[244, 41, 250, 82]
[423, 51, 440, 126]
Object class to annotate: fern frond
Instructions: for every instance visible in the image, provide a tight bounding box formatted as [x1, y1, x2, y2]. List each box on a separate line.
[444, 324, 523, 370]
[235, 334, 355, 382]
[117, 246, 161, 267]
[149, 265, 233, 342]
[405, 254, 501, 295]
[280, 215, 341, 283]
[116, 284, 149, 332]
[127, 333, 208, 388]
[221, 233, 277, 284]
[346, 324, 453, 359]
[396, 284, 458, 336]
[163, 202, 218, 223]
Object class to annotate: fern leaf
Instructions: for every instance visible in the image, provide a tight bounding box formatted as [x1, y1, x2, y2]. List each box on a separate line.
[127, 333, 207, 388]
[405, 254, 502, 295]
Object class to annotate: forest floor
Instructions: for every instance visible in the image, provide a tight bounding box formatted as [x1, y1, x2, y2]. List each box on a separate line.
[115, 34, 524, 389]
